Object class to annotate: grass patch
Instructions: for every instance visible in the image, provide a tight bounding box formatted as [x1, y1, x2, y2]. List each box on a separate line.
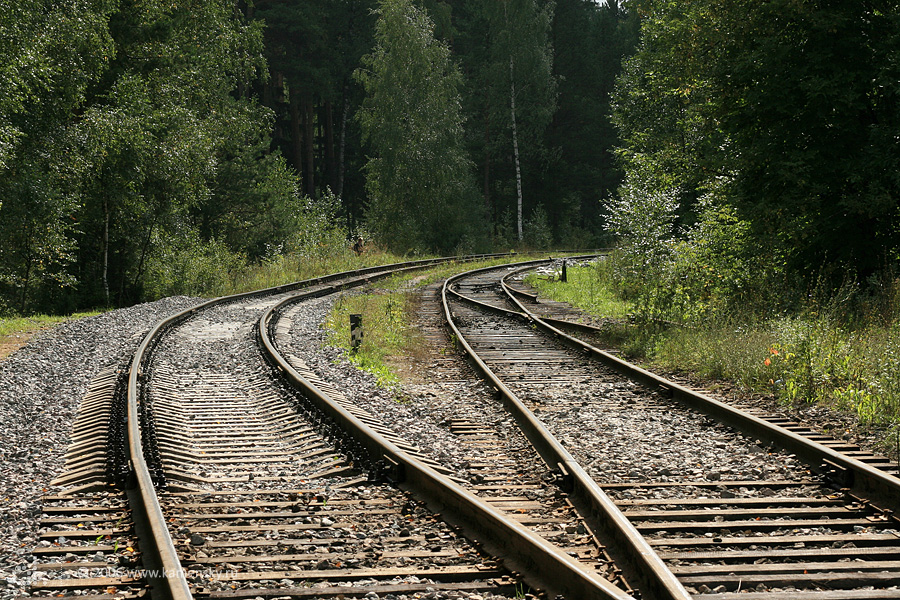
[324, 255, 547, 385]
[325, 287, 421, 387]
[525, 262, 630, 320]
[651, 317, 900, 427]
[223, 248, 413, 297]
[0, 311, 104, 360]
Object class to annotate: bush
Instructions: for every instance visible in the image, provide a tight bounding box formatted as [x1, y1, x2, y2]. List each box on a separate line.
[492, 209, 517, 250]
[523, 205, 553, 250]
[143, 232, 246, 299]
[285, 189, 348, 261]
[604, 170, 679, 316]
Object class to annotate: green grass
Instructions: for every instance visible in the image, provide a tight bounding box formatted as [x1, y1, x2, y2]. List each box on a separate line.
[222, 248, 415, 297]
[650, 317, 900, 426]
[0, 311, 104, 359]
[325, 289, 414, 386]
[324, 255, 546, 386]
[525, 263, 630, 319]
[222, 248, 536, 296]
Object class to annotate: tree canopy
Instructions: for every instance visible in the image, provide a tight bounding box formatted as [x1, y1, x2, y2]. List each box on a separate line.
[0, 0, 301, 313]
[611, 0, 900, 279]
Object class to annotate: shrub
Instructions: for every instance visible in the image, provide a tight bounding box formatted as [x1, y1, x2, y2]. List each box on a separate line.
[143, 232, 246, 299]
[523, 205, 553, 250]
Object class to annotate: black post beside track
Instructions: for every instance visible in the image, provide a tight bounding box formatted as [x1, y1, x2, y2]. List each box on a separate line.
[123, 252, 517, 600]
[258, 257, 635, 600]
[442, 260, 692, 600]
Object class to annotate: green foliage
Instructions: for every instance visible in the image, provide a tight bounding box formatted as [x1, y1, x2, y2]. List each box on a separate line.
[603, 168, 679, 317]
[601, 0, 900, 436]
[355, 0, 487, 254]
[523, 205, 553, 250]
[0, 0, 117, 312]
[0, 0, 300, 314]
[611, 0, 900, 279]
[325, 290, 412, 386]
[540, 0, 637, 241]
[453, 0, 558, 238]
[253, 0, 376, 202]
[0, 170, 80, 313]
[143, 232, 245, 299]
[483, 0, 557, 151]
[666, 177, 768, 320]
[284, 189, 348, 260]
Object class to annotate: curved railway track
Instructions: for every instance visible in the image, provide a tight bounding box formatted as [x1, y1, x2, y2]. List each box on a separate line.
[27, 255, 900, 600]
[27, 255, 512, 600]
[28, 254, 632, 600]
[442, 260, 900, 599]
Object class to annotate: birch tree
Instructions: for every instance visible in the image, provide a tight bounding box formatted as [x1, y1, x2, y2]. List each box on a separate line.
[462, 0, 556, 241]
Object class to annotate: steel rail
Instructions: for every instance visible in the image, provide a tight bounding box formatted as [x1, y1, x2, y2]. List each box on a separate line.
[258, 259, 634, 600]
[123, 252, 512, 600]
[442, 261, 691, 600]
[499, 265, 900, 513]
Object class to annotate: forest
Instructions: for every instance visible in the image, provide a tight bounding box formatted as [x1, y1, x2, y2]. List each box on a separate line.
[1, 0, 898, 317]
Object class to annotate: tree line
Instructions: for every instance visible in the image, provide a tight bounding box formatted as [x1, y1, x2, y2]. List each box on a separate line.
[254, 0, 638, 251]
[0, 0, 305, 314]
[607, 0, 900, 320]
[0, 0, 636, 315]
[4, 0, 894, 316]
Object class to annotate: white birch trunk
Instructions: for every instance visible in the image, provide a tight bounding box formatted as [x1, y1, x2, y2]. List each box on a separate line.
[510, 56, 523, 242]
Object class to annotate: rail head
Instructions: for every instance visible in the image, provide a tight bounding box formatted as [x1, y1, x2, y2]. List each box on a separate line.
[127, 322, 193, 600]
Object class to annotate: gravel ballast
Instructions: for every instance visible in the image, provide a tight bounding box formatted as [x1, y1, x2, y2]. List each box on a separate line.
[6, 264, 892, 599]
[0, 296, 203, 599]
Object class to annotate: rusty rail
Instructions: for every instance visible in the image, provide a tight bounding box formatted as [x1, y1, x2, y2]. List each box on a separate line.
[499, 265, 900, 514]
[257, 258, 635, 600]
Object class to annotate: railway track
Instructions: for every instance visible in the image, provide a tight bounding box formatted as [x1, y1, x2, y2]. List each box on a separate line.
[27, 254, 633, 600]
[442, 260, 900, 599]
[27, 254, 900, 600]
[25, 256, 506, 600]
